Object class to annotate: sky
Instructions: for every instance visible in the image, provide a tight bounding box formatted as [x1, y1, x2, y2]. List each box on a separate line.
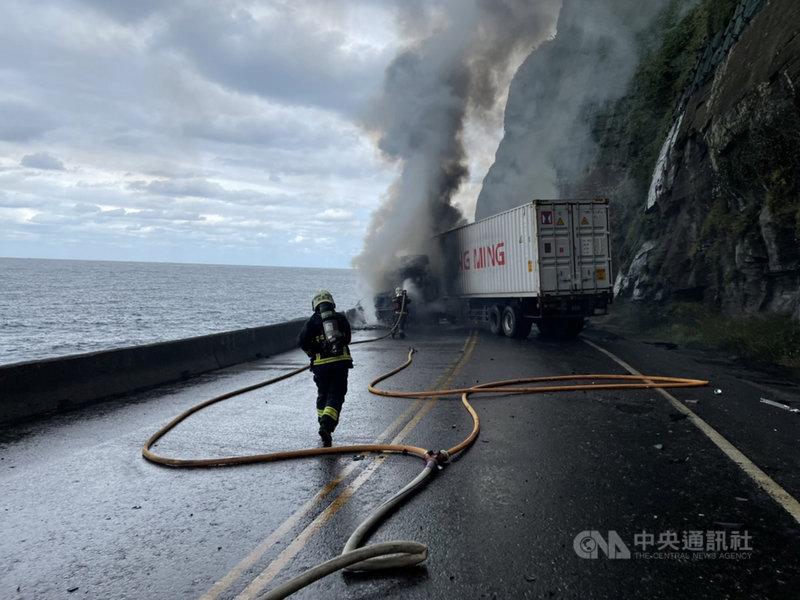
[0, 0, 548, 269]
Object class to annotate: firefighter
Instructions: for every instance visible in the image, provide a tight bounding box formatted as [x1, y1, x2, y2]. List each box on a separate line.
[297, 290, 353, 446]
[391, 287, 410, 339]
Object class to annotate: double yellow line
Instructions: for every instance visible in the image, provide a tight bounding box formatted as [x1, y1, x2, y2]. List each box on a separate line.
[202, 330, 479, 600]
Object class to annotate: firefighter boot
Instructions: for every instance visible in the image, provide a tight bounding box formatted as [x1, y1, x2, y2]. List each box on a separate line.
[318, 426, 332, 447]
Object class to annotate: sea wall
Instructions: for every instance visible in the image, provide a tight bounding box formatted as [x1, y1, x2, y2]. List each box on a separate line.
[0, 318, 309, 424]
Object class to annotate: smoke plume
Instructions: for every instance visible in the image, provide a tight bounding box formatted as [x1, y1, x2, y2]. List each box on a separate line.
[475, 0, 674, 219]
[353, 0, 561, 294]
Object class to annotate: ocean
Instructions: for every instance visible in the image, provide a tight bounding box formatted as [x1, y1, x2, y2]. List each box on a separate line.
[0, 258, 364, 366]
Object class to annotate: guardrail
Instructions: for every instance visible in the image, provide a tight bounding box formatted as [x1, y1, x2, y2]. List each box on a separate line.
[0, 318, 309, 424]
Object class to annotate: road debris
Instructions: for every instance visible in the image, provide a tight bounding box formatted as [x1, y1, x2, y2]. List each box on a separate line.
[759, 398, 799, 413]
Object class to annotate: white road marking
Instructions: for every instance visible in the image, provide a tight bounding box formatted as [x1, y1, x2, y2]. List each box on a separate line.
[583, 337, 800, 525]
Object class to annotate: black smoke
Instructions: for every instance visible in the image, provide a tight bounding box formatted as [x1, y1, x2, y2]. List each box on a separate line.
[353, 0, 561, 294]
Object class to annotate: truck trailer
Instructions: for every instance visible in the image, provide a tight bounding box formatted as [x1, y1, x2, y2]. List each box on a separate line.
[434, 199, 613, 338]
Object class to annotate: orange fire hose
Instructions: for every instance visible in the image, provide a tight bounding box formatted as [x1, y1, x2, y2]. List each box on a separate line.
[141, 315, 708, 598]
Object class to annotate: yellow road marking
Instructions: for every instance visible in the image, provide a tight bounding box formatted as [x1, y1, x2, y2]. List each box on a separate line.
[583, 337, 800, 525]
[234, 331, 479, 599]
[203, 330, 478, 600]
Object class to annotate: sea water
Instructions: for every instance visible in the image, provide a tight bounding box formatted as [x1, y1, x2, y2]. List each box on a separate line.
[0, 258, 363, 366]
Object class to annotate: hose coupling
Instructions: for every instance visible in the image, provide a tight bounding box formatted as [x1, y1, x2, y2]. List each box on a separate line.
[424, 449, 450, 471]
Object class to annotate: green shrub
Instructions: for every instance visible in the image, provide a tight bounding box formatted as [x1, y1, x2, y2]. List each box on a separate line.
[601, 301, 800, 373]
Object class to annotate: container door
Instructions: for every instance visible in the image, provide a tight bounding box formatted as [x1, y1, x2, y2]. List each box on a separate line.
[574, 203, 611, 292]
[537, 202, 574, 293]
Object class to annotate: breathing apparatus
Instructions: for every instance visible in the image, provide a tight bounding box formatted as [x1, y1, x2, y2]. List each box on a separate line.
[312, 290, 343, 354]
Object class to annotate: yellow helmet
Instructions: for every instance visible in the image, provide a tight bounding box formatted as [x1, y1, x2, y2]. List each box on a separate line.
[312, 289, 335, 311]
[395, 287, 403, 295]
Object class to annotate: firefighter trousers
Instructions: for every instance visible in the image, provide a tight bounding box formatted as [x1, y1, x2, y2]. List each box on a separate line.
[312, 362, 350, 433]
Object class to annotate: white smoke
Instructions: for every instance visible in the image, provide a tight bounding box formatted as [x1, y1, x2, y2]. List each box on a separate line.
[353, 0, 562, 294]
[475, 0, 674, 220]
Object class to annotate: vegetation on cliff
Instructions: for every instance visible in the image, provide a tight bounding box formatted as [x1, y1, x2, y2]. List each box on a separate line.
[600, 0, 800, 368]
[612, 0, 742, 270]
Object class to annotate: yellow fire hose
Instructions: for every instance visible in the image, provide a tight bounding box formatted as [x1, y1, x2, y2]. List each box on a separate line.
[141, 305, 708, 599]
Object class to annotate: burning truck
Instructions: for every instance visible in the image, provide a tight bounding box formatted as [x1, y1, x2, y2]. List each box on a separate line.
[374, 198, 613, 338]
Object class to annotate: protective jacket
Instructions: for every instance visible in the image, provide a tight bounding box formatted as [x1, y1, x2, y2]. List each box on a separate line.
[392, 293, 410, 314]
[297, 311, 353, 369]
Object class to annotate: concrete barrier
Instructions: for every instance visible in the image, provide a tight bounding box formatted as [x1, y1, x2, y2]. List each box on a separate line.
[0, 318, 308, 424]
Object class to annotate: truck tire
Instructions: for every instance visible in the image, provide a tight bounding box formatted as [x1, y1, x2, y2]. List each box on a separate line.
[488, 305, 503, 335]
[502, 305, 525, 338]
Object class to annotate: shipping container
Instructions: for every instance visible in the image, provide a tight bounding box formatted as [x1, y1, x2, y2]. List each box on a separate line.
[435, 199, 612, 337]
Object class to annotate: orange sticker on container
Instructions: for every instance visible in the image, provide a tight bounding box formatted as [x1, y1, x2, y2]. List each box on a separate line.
[596, 268, 606, 281]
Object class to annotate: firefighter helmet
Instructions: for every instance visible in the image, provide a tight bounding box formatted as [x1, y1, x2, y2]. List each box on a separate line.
[395, 287, 403, 296]
[312, 290, 335, 311]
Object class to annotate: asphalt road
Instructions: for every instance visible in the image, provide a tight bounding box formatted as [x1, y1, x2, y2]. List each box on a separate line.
[2, 321, 799, 599]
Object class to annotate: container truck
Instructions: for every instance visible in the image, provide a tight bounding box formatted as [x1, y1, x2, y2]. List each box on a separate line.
[434, 199, 613, 338]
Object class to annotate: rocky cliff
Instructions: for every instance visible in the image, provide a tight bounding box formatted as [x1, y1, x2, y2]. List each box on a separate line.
[478, 0, 800, 320]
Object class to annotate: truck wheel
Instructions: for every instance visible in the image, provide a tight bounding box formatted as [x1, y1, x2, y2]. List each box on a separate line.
[488, 305, 503, 335]
[502, 305, 524, 338]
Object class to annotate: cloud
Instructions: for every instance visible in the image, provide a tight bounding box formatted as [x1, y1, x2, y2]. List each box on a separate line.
[0, 101, 58, 142]
[316, 208, 354, 221]
[20, 152, 66, 171]
[148, 1, 394, 117]
[0, 0, 548, 270]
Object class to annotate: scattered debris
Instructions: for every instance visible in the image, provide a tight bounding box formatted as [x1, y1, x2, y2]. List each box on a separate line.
[760, 398, 800, 413]
[653, 444, 663, 450]
[525, 574, 537, 582]
[734, 497, 749, 502]
[684, 399, 699, 405]
[713, 389, 722, 395]
[352, 454, 366, 461]
[67, 587, 79, 593]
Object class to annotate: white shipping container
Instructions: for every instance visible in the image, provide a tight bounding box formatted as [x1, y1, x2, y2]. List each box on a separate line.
[439, 199, 612, 298]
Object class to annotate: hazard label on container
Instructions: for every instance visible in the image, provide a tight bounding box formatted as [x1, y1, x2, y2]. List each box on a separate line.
[541, 211, 552, 225]
[596, 268, 607, 281]
[581, 216, 590, 226]
[556, 217, 565, 226]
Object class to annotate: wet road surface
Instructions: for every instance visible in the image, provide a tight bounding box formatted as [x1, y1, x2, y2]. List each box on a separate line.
[2, 322, 799, 599]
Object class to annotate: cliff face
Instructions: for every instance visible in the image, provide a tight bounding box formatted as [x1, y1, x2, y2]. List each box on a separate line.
[478, 0, 800, 319]
[629, 0, 800, 318]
